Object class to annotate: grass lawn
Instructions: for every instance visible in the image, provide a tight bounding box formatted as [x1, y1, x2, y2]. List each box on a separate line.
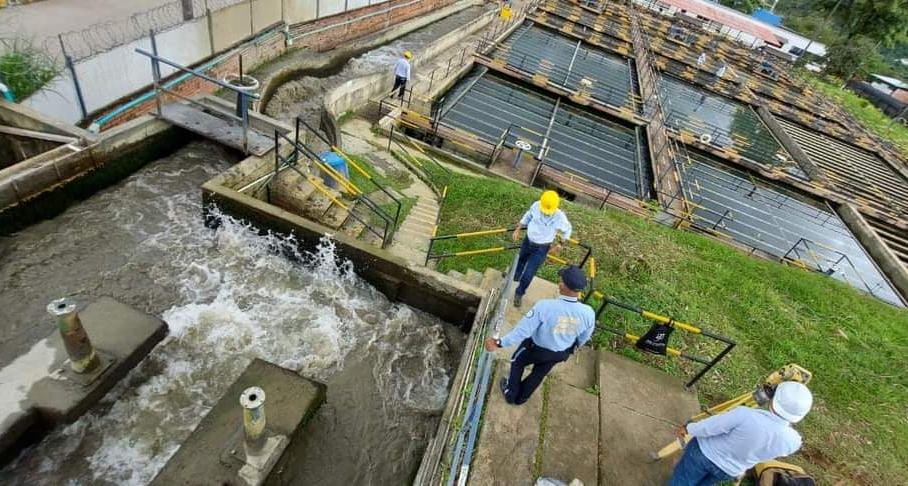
[424, 163, 908, 485]
[808, 77, 908, 158]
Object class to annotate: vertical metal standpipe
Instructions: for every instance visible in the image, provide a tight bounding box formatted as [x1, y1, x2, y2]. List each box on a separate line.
[240, 386, 267, 451]
[47, 298, 100, 374]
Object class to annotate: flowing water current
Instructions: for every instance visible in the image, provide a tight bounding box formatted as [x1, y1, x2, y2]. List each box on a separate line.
[0, 141, 463, 485]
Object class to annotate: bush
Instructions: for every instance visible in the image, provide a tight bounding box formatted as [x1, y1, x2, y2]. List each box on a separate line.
[0, 38, 60, 101]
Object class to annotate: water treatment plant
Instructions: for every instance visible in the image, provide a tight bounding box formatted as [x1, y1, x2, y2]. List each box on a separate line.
[1, 0, 908, 484]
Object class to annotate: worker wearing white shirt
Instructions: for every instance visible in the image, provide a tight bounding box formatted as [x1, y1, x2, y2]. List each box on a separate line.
[392, 51, 412, 99]
[670, 381, 812, 485]
[510, 191, 572, 307]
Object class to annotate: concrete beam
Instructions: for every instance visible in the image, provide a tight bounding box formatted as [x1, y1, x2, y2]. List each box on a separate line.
[150, 359, 325, 485]
[755, 105, 828, 183]
[0, 298, 167, 464]
[837, 203, 908, 302]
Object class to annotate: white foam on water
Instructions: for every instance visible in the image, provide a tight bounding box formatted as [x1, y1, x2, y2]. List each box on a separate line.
[2, 171, 456, 485]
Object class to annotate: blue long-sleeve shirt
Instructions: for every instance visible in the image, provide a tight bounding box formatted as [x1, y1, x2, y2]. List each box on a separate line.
[394, 58, 411, 80]
[499, 296, 595, 352]
[520, 201, 572, 244]
[687, 406, 803, 477]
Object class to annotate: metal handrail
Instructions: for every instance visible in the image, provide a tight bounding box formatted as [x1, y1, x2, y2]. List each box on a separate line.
[426, 226, 593, 268]
[585, 290, 736, 388]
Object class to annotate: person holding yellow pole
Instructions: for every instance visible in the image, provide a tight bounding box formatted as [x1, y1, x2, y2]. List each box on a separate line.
[511, 190, 572, 307]
[669, 382, 813, 486]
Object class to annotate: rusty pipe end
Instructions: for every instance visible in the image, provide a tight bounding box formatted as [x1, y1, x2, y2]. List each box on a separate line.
[240, 387, 267, 448]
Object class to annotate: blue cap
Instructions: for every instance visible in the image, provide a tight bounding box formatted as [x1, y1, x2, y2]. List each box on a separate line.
[559, 265, 587, 291]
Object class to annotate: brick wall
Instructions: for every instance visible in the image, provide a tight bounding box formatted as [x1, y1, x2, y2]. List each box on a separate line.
[103, 0, 453, 130]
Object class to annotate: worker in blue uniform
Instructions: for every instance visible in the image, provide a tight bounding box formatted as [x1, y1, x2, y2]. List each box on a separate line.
[484, 266, 595, 405]
[511, 190, 572, 308]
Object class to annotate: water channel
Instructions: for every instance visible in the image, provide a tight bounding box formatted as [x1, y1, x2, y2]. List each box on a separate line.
[0, 8, 498, 482]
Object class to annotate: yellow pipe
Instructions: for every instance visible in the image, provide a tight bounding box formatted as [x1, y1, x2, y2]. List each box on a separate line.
[307, 176, 350, 210]
[454, 247, 506, 256]
[331, 146, 371, 179]
[588, 257, 596, 279]
[547, 254, 567, 265]
[453, 228, 508, 238]
[641, 310, 702, 334]
[312, 159, 360, 196]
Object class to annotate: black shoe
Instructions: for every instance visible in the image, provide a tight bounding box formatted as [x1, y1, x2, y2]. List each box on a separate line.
[499, 378, 509, 400]
[513, 294, 522, 307]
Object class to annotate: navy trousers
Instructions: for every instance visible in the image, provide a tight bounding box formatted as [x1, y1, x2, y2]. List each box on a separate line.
[392, 75, 408, 99]
[514, 237, 550, 297]
[504, 338, 571, 404]
[669, 438, 734, 486]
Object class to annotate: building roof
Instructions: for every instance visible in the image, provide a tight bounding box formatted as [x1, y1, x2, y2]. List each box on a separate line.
[656, 0, 784, 47]
[871, 74, 908, 90]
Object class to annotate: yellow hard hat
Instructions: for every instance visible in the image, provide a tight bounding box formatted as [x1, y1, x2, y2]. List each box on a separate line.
[404, 51, 413, 59]
[539, 190, 559, 215]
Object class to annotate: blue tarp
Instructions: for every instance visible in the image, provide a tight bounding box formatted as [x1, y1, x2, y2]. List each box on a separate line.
[752, 9, 782, 26]
[319, 151, 349, 188]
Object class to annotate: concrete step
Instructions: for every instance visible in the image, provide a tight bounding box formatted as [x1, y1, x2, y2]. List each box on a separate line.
[446, 270, 465, 281]
[398, 222, 434, 236]
[340, 217, 366, 239]
[388, 245, 428, 265]
[323, 204, 349, 229]
[404, 212, 438, 225]
[464, 269, 484, 287]
[410, 206, 439, 217]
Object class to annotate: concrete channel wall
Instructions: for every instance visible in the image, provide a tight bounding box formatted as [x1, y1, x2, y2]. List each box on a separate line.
[202, 155, 484, 326]
[0, 116, 189, 234]
[321, 0, 491, 123]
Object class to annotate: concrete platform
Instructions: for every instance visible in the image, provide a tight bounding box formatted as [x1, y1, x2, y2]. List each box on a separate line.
[598, 351, 702, 485]
[151, 359, 325, 485]
[160, 103, 275, 156]
[542, 380, 599, 485]
[0, 297, 167, 463]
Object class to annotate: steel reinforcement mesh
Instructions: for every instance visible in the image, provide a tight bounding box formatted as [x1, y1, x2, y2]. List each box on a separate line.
[440, 69, 645, 197]
[680, 150, 903, 305]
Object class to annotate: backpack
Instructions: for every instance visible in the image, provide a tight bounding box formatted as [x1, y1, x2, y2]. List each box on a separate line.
[755, 461, 816, 486]
[636, 323, 674, 355]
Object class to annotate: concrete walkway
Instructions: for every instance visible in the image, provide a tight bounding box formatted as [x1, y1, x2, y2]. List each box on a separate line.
[472, 277, 702, 485]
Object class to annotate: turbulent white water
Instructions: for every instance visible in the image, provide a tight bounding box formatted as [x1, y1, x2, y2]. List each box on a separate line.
[1, 142, 461, 485]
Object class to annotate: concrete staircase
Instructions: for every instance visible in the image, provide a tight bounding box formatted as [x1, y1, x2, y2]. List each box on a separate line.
[470, 278, 702, 485]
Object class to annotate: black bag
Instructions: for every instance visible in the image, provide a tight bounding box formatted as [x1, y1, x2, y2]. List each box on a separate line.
[635, 323, 673, 355]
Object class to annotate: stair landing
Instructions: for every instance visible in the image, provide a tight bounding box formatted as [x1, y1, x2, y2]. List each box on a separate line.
[471, 278, 701, 485]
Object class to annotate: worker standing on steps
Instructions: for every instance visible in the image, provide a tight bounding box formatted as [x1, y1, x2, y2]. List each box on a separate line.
[511, 191, 572, 307]
[484, 266, 595, 405]
[669, 382, 813, 486]
[392, 51, 413, 100]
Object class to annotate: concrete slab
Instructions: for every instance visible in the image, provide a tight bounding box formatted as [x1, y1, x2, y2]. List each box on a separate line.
[470, 362, 544, 486]
[160, 103, 274, 156]
[542, 380, 599, 485]
[0, 297, 167, 463]
[151, 359, 325, 485]
[551, 346, 598, 390]
[497, 277, 559, 357]
[597, 351, 701, 486]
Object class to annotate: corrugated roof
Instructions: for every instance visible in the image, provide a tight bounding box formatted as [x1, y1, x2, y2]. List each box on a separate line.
[655, 0, 784, 46]
[871, 74, 908, 90]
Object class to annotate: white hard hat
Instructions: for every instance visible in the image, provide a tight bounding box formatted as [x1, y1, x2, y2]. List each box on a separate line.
[772, 381, 813, 423]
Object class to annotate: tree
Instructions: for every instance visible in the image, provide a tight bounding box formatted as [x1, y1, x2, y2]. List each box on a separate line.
[824, 35, 885, 79]
[845, 0, 908, 47]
